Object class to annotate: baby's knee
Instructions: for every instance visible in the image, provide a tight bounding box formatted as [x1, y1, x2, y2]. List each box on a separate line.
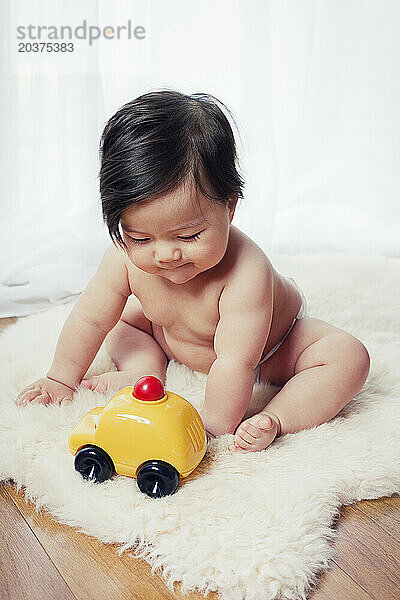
[343, 336, 370, 385]
[104, 319, 128, 352]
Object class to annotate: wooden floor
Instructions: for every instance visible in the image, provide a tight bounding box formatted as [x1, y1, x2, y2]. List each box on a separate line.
[1, 318, 399, 600]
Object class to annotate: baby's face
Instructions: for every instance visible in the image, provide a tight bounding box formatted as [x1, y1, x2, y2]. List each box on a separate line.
[120, 183, 236, 284]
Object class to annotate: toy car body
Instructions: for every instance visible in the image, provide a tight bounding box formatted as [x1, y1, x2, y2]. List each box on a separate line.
[68, 379, 207, 497]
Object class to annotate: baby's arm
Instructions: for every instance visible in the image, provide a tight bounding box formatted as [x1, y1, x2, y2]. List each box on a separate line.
[200, 260, 273, 437]
[16, 244, 131, 406]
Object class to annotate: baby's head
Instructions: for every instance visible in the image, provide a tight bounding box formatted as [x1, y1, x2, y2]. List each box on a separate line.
[99, 90, 244, 283]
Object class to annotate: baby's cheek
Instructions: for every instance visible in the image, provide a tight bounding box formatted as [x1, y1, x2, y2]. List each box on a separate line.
[194, 254, 215, 271]
[127, 252, 149, 271]
[198, 240, 225, 262]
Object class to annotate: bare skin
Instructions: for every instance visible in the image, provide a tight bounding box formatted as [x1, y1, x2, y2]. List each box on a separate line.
[15, 183, 370, 451]
[78, 224, 300, 385]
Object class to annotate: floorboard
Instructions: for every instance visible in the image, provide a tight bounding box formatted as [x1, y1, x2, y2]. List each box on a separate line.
[0, 483, 76, 600]
[2, 481, 216, 600]
[332, 504, 400, 600]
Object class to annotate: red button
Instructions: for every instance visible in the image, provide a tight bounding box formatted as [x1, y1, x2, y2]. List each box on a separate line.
[133, 376, 165, 401]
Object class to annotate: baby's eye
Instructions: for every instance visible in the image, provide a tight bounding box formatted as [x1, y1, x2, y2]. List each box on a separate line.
[178, 231, 203, 242]
[128, 237, 150, 245]
[127, 230, 204, 245]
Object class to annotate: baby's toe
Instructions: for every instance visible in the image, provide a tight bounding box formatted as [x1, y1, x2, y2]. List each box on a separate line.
[230, 440, 251, 452]
[237, 415, 268, 438]
[256, 415, 274, 430]
[242, 415, 275, 436]
[232, 425, 255, 451]
[236, 423, 256, 443]
[233, 414, 278, 452]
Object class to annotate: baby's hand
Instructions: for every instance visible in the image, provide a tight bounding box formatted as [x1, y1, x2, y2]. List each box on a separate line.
[15, 376, 74, 407]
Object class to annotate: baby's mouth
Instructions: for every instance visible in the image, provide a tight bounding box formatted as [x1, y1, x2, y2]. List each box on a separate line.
[159, 263, 187, 271]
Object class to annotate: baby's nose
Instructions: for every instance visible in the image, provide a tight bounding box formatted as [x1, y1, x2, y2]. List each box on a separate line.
[154, 245, 182, 263]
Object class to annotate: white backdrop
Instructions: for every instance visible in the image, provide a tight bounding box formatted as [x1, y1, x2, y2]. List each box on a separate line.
[1, 0, 399, 317]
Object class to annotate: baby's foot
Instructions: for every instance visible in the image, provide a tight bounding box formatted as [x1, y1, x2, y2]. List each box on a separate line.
[229, 413, 281, 452]
[80, 371, 140, 394]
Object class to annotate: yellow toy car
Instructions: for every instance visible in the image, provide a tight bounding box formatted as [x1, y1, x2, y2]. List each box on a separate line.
[68, 376, 207, 498]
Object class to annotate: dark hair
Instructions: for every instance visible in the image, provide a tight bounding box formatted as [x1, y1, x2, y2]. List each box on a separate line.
[99, 89, 245, 247]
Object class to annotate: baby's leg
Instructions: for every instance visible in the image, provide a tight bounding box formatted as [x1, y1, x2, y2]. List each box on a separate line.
[81, 297, 167, 393]
[231, 318, 370, 452]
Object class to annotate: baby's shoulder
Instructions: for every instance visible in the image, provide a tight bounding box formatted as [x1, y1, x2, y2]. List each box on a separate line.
[224, 226, 274, 292]
[98, 242, 132, 297]
[228, 226, 272, 271]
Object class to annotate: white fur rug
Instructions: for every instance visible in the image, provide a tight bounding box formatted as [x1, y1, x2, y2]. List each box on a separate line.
[1, 253, 399, 600]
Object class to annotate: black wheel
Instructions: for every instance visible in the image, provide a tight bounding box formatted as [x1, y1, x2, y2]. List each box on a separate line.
[74, 446, 114, 483]
[137, 460, 180, 498]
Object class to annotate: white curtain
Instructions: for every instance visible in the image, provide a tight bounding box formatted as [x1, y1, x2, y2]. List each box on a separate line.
[269, 0, 400, 256]
[1, 0, 399, 317]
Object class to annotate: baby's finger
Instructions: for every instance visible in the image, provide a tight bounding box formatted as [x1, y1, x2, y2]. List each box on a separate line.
[58, 396, 73, 406]
[15, 392, 24, 405]
[22, 383, 39, 392]
[35, 392, 52, 406]
[15, 390, 28, 405]
[17, 387, 41, 406]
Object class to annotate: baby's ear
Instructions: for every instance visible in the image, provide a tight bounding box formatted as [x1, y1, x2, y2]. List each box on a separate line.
[228, 197, 238, 221]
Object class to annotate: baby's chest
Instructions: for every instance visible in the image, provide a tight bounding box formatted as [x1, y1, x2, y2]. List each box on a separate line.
[138, 284, 221, 342]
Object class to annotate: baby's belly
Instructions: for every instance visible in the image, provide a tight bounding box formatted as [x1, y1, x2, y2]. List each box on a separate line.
[152, 324, 217, 374]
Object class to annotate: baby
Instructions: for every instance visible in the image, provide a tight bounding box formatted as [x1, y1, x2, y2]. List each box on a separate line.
[15, 90, 370, 452]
